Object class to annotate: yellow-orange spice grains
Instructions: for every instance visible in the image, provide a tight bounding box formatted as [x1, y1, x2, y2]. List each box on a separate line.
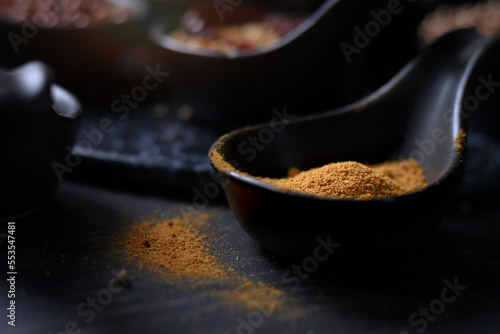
[370, 160, 427, 193]
[122, 217, 224, 279]
[118, 212, 288, 312]
[260, 159, 426, 199]
[217, 278, 286, 311]
[453, 129, 467, 150]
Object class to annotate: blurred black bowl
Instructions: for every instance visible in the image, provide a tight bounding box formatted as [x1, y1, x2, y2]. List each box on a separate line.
[0, 61, 82, 220]
[0, 0, 168, 103]
[149, 0, 431, 130]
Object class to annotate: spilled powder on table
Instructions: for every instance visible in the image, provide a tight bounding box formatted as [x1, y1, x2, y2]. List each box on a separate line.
[120, 215, 223, 279]
[115, 211, 287, 312]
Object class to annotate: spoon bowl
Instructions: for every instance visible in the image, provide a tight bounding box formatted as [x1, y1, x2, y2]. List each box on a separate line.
[150, 0, 422, 129]
[209, 29, 500, 260]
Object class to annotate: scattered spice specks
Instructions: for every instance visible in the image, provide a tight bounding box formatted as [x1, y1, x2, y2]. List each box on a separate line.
[115, 211, 288, 312]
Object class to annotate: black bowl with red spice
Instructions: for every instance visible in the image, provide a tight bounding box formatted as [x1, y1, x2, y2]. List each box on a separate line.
[150, 0, 425, 130]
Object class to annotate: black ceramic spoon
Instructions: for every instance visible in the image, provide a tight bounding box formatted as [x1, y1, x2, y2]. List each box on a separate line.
[149, 0, 415, 128]
[152, 0, 337, 57]
[208, 29, 500, 260]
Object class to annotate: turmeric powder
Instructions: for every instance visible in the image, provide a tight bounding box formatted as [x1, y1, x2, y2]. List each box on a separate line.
[259, 159, 426, 199]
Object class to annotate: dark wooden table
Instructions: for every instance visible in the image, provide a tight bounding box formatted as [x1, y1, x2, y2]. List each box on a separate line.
[1, 167, 500, 334]
[2, 2, 500, 332]
[2, 53, 500, 333]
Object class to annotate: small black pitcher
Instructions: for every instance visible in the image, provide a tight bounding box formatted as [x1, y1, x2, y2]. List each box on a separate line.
[0, 61, 82, 221]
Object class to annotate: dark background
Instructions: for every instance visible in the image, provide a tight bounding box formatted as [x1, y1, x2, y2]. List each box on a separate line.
[1, 0, 500, 333]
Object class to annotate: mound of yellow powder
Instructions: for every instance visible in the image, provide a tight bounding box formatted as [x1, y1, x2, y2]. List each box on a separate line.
[260, 159, 426, 199]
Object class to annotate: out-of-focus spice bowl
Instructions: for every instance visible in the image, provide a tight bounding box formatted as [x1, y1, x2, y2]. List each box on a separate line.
[150, 0, 413, 129]
[417, 0, 500, 47]
[0, 0, 165, 102]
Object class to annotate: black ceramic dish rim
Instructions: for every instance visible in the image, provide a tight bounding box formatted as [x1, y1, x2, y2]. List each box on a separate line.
[149, 0, 339, 59]
[208, 29, 496, 203]
[51, 84, 83, 120]
[0, 0, 148, 31]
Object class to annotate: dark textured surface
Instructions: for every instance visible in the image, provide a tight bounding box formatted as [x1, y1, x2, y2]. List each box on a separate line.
[2, 68, 497, 334]
[69, 103, 222, 196]
[1, 84, 500, 332]
[68, 92, 500, 199]
[1, 89, 499, 333]
[1, 1, 499, 333]
[65, 0, 431, 195]
[0, 171, 499, 334]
